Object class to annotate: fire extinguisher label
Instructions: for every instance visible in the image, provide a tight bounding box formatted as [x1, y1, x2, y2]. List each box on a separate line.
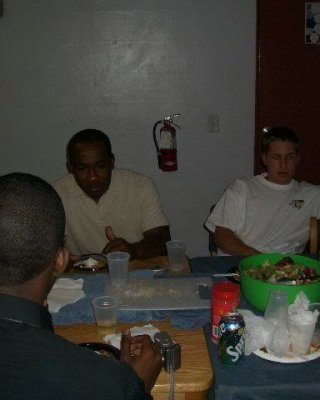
[160, 132, 173, 149]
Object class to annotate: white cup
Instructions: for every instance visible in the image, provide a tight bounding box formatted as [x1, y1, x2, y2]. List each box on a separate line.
[264, 290, 288, 327]
[92, 295, 117, 337]
[166, 240, 186, 272]
[106, 251, 129, 287]
[309, 303, 320, 347]
[264, 291, 290, 357]
[289, 312, 317, 355]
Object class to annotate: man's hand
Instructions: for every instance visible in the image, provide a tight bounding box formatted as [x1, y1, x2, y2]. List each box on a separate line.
[65, 254, 80, 272]
[120, 330, 163, 394]
[102, 226, 135, 258]
[102, 225, 171, 261]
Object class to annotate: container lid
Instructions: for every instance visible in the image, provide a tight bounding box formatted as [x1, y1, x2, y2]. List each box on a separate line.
[212, 282, 240, 300]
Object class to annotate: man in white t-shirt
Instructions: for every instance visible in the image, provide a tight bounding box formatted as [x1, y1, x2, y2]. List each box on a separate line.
[205, 127, 320, 256]
[54, 129, 170, 260]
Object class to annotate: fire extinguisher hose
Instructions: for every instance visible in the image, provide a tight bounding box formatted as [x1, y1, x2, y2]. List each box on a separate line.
[152, 120, 163, 154]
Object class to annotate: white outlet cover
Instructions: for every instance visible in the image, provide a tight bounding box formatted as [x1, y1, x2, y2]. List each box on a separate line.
[208, 114, 219, 133]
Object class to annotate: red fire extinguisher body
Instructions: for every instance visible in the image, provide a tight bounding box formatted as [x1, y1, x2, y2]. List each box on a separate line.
[159, 122, 177, 172]
[153, 113, 180, 172]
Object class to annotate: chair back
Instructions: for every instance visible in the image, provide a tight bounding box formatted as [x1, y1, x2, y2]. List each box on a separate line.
[309, 217, 320, 255]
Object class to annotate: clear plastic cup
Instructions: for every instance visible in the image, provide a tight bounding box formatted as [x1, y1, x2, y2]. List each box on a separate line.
[289, 312, 317, 356]
[264, 290, 288, 327]
[166, 240, 186, 272]
[92, 295, 117, 337]
[309, 303, 320, 347]
[106, 251, 129, 287]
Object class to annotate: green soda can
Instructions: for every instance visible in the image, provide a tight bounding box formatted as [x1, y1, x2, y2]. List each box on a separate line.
[218, 312, 245, 365]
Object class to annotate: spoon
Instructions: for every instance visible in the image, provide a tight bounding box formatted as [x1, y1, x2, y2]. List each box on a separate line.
[212, 272, 239, 278]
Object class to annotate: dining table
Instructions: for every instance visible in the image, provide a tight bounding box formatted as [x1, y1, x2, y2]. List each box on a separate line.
[53, 256, 214, 400]
[190, 256, 320, 400]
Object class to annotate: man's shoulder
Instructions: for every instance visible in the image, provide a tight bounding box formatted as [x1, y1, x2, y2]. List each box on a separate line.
[294, 180, 320, 194]
[225, 176, 254, 191]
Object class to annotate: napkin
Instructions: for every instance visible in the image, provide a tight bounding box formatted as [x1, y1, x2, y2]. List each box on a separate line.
[47, 278, 85, 313]
[239, 309, 275, 355]
[288, 292, 310, 315]
[288, 291, 319, 326]
[288, 292, 319, 355]
[103, 324, 160, 349]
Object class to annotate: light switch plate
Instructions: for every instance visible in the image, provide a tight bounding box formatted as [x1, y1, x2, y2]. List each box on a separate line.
[208, 114, 219, 133]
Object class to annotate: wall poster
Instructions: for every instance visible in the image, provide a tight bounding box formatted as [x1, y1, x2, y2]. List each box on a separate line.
[305, 2, 320, 44]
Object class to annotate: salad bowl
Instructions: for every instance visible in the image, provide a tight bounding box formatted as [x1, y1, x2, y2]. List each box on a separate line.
[239, 253, 320, 312]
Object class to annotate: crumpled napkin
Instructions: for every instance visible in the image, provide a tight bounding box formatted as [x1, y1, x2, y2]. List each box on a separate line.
[239, 309, 275, 355]
[240, 309, 290, 357]
[289, 292, 309, 314]
[288, 292, 319, 355]
[289, 291, 319, 344]
[289, 291, 319, 326]
[103, 324, 160, 349]
[47, 278, 85, 313]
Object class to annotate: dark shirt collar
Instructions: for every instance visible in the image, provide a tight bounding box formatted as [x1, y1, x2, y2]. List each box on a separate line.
[0, 294, 53, 331]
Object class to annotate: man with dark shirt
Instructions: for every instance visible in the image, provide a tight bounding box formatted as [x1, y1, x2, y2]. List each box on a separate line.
[0, 172, 162, 400]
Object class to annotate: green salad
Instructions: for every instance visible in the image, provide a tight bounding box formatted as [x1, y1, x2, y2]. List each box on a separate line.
[245, 256, 320, 285]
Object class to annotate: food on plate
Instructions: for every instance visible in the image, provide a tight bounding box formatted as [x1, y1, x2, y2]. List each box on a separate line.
[73, 255, 107, 271]
[245, 256, 320, 285]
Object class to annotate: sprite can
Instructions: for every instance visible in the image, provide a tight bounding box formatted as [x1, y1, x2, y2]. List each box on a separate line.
[218, 312, 245, 365]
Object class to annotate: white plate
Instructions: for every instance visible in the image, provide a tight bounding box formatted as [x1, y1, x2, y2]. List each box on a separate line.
[73, 254, 107, 272]
[253, 346, 320, 363]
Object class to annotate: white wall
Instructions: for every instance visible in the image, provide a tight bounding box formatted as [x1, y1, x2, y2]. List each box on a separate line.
[0, 0, 256, 257]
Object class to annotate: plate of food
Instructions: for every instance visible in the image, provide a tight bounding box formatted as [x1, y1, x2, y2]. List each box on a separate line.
[73, 254, 107, 272]
[253, 343, 320, 363]
[79, 342, 120, 359]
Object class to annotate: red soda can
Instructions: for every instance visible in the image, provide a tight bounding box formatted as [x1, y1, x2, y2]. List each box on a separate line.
[211, 282, 240, 344]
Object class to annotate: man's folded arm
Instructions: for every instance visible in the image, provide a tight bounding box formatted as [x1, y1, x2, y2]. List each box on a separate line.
[103, 225, 171, 260]
[131, 225, 171, 259]
[213, 226, 260, 256]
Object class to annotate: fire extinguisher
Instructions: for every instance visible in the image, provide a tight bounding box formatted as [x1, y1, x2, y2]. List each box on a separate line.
[153, 113, 180, 172]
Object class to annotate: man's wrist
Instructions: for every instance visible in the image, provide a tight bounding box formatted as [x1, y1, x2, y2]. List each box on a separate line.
[129, 243, 139, 260]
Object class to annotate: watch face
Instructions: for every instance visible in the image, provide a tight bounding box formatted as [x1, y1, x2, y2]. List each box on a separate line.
[78, 342, 120, 359]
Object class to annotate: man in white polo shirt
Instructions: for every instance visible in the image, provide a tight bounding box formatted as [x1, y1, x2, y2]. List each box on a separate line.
[54, 129, 170, 260]
[205, 127, 320, 256]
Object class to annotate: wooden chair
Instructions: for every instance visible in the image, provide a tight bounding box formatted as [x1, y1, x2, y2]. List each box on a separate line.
[309, 216, 320, 256]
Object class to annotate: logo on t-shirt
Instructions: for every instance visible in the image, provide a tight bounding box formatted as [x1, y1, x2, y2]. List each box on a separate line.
[289, 200, 305, 210]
